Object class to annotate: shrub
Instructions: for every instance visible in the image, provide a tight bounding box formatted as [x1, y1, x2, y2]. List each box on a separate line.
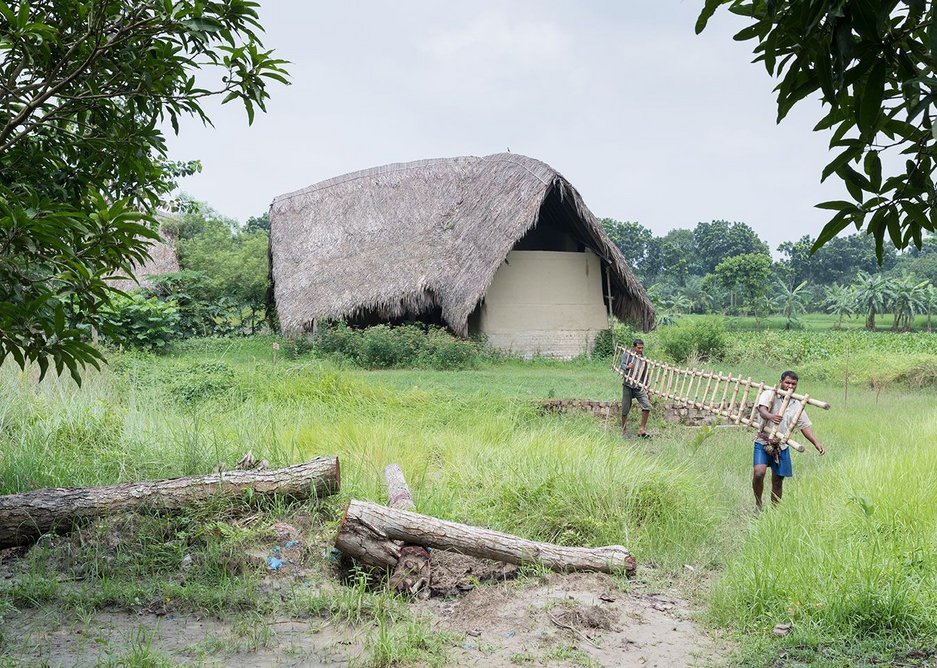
[657, 316, 727, 362]
[101, 293, 180, 351]
[591, 328, 615, 359]
[421, 328, 479, 369]
[283, 335, 315, 359]
[314, 322, 481, 369]
[316, 322, 362, 362]
[168, 360, 237, 405]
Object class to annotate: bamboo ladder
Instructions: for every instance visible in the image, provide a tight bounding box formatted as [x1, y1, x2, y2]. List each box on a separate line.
[612, 345, 830, 452]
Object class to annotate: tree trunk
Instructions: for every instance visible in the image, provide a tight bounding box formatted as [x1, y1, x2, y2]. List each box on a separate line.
[335, 500, 636, 576]
[0, 457, 340, 549]
[383, 464, 431, 597]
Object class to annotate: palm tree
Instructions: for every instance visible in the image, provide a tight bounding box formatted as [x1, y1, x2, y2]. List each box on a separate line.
[669, 293, 693, 315]
[852, 271, 895, 330]
[924, 284, 937, 333]
[775, 279, 809, 329]
[823, 283, 856, 328]
[890, 274, 930, 331]
[679, 276, 713, 314]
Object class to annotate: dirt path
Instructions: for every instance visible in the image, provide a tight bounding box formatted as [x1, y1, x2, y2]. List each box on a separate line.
[421, 570, 723, 667]
[2, 569, 725, 667]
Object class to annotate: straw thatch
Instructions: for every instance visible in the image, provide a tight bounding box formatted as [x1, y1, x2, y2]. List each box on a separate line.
[106, 230, 180, 292]
[269, 153, 654, 335]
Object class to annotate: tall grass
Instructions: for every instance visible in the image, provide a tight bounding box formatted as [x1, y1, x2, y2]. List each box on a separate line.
[2, 331, 936, 664]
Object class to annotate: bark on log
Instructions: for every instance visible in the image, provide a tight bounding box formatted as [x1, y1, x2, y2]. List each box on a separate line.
[384, 464, 416, 511]
[383, 464, 431, 597]
[0, 456, 341, 549]
[335, 500, 636, 576]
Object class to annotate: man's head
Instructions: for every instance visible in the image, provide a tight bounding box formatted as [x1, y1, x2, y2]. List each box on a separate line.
[780, 370, 798, 392]
[633, 339, 644, 355]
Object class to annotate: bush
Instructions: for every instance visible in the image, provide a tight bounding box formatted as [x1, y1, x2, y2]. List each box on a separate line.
[101, 293, 180, 351]
[314, 322, 481, 369]
[420, 328, 479, 369]
[591, 328, 615, 359]
[657, 316, 727, 362]
[168, 360, 237, 405]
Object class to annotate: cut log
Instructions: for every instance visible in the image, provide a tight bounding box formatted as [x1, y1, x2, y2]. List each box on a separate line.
[383, 464, 431, 597]
[384, 464, 416, 511]
[0, 456, 340, 549]
[335, 500, 636, 576]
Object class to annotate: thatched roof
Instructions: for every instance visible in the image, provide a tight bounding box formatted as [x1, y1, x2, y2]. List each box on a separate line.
[107, 230, 180, 292]
[269, 153, 654, 335]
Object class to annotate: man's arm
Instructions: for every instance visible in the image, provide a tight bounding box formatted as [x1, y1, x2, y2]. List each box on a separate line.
[757, 405, 781, 425]
[800, 426, 825, 455]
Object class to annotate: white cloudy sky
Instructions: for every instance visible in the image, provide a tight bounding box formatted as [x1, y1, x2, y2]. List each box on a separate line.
[165, 2, 848, 251]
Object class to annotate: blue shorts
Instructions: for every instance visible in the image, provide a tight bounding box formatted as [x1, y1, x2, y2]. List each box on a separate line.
[753, 442, 793, 477]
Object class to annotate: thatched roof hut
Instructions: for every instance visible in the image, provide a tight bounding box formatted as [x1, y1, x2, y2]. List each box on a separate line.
[269, 153, 654, 355]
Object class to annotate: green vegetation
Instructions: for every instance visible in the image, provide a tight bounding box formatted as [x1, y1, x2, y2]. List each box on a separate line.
[1, 323, 935, 665]
[0, 1, 287, 381]
[698, 1, 937, 257]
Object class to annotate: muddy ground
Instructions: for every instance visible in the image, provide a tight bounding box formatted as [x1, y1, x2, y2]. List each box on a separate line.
[2, 546, 726, 667]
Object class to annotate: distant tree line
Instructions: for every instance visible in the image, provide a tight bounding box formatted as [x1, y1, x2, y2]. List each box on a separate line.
[602, 218, 937, 331]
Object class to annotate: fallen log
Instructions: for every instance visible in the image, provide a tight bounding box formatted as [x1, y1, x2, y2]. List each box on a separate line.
[0, 456, 341, 549]
[335, 500, 636, 576]
[384, 464, 431, 597]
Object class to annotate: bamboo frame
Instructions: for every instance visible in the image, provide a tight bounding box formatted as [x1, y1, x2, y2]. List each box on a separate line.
[611, 346, 830, 452]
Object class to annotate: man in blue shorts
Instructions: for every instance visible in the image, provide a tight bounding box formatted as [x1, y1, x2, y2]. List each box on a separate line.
[753, 370, 825, 511]
[620, 339, 652, 438]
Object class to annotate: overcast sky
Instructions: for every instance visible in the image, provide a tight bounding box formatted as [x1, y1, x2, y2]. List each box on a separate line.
[165, 2, 849, 252]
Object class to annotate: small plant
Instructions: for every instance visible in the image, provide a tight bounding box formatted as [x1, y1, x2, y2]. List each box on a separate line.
[101, 293, 181, 351]
[657, 316, 728, 362]
[168, 360, 237, 405]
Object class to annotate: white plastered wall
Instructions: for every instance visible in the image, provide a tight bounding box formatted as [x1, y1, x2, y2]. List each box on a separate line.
[473, 250, 609, 358]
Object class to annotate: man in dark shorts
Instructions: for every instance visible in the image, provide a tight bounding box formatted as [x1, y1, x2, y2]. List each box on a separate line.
[620, 339, 652, 438]
[753, 370, 825, 511]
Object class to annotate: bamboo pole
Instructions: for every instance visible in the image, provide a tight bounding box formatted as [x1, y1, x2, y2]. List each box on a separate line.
[735, 377, 752, 425]
[779, 394, 809, 445]
[718, 373, 731, 411]
[747, 382, 766, 427]
[664, 365, 676, 400]
[766, 387, 795, 442]
[700, 372, 714, 410]
[727, 376, 744, 421]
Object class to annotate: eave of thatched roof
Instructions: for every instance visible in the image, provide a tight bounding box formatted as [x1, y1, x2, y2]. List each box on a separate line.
[269, 153, 654, 335]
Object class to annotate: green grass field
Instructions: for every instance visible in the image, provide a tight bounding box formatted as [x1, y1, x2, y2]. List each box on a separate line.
[1, 328, 936, 666]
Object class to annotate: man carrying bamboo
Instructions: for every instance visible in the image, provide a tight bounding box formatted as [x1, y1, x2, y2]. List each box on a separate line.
[753, 370, 825, 510]
[620, 339, 652, 438]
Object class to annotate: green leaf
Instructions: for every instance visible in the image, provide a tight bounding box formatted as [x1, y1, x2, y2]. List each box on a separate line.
[857, 59, 886, 136]
[863, 150, 882, 192]
[696, 0, 725, 34]
[822, 145, 863, 182]
[811, 210, 853, 252]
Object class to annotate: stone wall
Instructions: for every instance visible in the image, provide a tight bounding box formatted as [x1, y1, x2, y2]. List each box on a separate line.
[540, 399, 721, 427]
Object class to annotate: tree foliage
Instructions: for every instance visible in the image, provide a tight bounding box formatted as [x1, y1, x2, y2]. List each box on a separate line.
[714, 252, 773, 315]
[698, 1, 937, 259]
[0, 0, 287, 381]
[693, 220, 769, 274]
